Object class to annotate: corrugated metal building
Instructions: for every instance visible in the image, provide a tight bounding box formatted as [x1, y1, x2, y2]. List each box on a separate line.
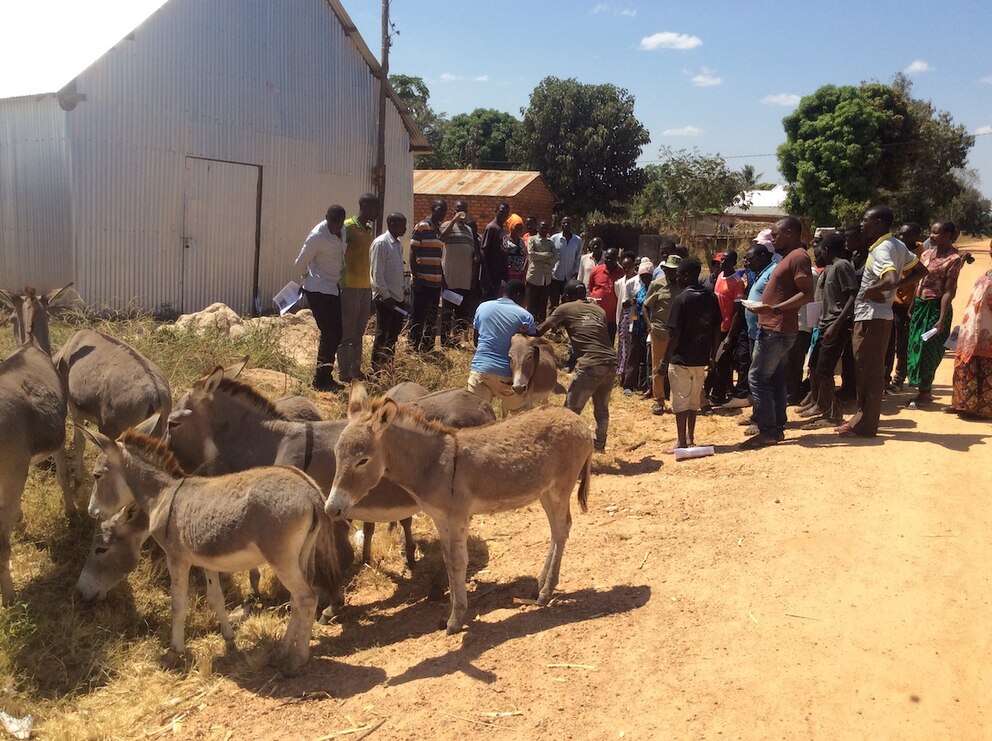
[413, 170, 557, 229]
[0, 0, 428, 314]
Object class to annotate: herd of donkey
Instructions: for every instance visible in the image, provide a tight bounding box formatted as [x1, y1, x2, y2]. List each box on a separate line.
[0, 285, 594, 676]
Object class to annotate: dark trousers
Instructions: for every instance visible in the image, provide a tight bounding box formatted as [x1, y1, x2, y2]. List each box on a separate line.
[813, 323, 851, 421]
[839, 337, 857, 397]
[439, 288, 473, 347]
[409, 284, 441, 353]
[526, 282, 552, 324]
[786, 330, 813, 403]
[566, 364, 616, 449]
[372, 298, 404, 372]
[705, 330, 734, 402]
[304, 290, 342, 384]
[885, 303, 912, 385]
[733, 326, 751, 396]
[849, 319, 892, 436]
[548, 279, 566, 313]
[623, 334, 647, 391]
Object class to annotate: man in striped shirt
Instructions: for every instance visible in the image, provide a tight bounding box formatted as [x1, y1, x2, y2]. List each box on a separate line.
[408, 198, 447, 353]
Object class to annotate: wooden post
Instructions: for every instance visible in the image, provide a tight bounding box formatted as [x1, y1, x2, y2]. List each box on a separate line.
[373, 0, 389, 233]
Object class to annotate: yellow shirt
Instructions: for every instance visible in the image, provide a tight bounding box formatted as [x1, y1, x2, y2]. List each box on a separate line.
[340, 216, 373, 289]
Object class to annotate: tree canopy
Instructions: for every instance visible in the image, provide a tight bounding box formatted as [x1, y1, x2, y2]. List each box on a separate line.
[778, 80, 974, 226]
[629, 148, 745, 228]
[389, 74, 448, 168]
[512, 76, 650, 219]
[440, 108, 521, 170]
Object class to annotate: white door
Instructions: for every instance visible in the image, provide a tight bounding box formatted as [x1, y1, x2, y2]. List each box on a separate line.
[182, 157, 260, 314]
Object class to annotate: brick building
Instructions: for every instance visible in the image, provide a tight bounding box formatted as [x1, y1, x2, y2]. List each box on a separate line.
[413, 170, 557, 227]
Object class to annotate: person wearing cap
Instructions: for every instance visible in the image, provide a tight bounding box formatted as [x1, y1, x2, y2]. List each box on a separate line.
[643, 254, 682, 414]
[467, 279, 537, 417]
[537, 280, 617, 452]
[702, 252, 723, 292]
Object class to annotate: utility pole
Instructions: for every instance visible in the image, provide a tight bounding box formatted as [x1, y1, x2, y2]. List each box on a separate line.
[373, 0, 390, 232]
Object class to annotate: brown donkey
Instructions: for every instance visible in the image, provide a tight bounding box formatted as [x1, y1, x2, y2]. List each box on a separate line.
[85, 417, 323, 676]
[325, 383, 594, 634]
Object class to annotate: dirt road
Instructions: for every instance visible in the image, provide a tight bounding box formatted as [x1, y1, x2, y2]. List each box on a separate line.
[180, 246, 992, 740]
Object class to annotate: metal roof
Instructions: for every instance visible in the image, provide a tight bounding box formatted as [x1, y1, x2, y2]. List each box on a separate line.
[0, 0, 429, 151]
[414, 170, 553, 198]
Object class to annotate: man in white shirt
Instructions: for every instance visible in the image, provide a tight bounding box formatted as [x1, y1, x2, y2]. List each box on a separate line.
[295, 205, 346, 392]
[550, 216, 582, 313]
[369, 212, 408, 372]
[577, 236, 604, 286]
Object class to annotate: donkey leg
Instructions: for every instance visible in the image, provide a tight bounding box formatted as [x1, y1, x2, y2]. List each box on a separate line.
[361, 521, 375, 564]
[271, 564, 317, 676]
[0, 469, 28, 605]
[71, 410, 87, 482]
[52, 447, 74, 516]
[203, 569, 235, 647]
[165, 558, 192, 666]
[432, 514, 470, 634]
[400, 517, 417, 570]
[537, 495, 573, 605]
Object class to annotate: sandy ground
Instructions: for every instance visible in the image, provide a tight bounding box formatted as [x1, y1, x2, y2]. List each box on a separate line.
[173, 244, 992, 740]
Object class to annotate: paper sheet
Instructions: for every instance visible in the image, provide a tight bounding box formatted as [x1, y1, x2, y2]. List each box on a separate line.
[272, 281, 302, 315]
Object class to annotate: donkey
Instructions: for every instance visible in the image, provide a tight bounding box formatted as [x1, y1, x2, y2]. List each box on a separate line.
[0, 286, 73, 604]
[326, 383, 594, 634]
[53, 327, 172, 480]
[168, 366, 495, 576]
[84, 417, 323, 676]
[508, 333, 563, 409]
[76, 394, 319, 601]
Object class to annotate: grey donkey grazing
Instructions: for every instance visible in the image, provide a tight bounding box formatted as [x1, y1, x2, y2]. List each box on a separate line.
[326, 383, 594, 634]
[85, 416, 323, 676]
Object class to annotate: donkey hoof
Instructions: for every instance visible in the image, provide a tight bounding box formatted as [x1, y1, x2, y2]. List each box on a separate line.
[536, 593, 552, 606]
[279, 656, 308, 678]
[160, 648, 185, 671]
[444, 621, 465, 635]
[317, 606, 339, 625]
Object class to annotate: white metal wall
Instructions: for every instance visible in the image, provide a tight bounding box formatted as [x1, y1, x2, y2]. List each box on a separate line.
[52, 0, 414, 313]
[0, 98, 73, 292]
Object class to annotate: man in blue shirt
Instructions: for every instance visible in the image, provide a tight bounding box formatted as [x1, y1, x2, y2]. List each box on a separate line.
[468, 280, 537, 417]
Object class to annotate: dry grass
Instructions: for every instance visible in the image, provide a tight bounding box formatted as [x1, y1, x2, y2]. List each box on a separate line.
[0, 305, 601, 736]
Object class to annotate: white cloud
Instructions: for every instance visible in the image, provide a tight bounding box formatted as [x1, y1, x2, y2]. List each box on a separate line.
[439, 73, 460, 82]
[904, 59, 932, 75]
[473, 75, 489, 83]
[980, 76, 992, 84]
[761, 93, 800, 107]
[639, 32, 702, 51]
[975, 125, 992, 135]
[686, 68, 722, 87]
[661, 125, 703, 137]
[619, 8, 637, 16]
[590, 3, 608, 12]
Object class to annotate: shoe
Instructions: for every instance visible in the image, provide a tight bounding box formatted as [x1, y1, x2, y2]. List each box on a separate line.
[798, 406, 824, 419]
[738, 433, 778, 450]
[887, 381, 904, 392]
[622, 389, 633, 396]
[723, 396, 751, 409]
[651, 402, 665, 415]
[313, 379, 344, 393]
[593, 442, 606, 453]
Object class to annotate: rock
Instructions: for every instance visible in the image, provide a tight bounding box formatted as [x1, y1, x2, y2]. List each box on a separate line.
[174, 303, 243, 335]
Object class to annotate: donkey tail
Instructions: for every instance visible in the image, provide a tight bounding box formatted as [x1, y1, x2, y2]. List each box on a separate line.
[300, 505, 321, 588]
[576, 452, 592, 513]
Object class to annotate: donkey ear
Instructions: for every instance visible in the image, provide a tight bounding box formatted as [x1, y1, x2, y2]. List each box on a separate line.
[133, 413, 161, 437]
[0, 289, 14, 308]
[203, 366, 226, 393]
[371, 398, 398, 436]
[168, 408, 192, 428]
[223, 356, 249, 379]
[43, 282, 74, 306]
[348, 381, 369, 418]
[80, 425, 114, 452]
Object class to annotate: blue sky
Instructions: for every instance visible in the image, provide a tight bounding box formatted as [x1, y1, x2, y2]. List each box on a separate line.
[352, 0, 992, 198]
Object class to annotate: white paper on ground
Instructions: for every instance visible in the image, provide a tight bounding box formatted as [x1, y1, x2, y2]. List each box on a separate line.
[440, 289, 464, 306]
[920, 327, 940, 342]
[673, 446, 715, 461]
[273, 281, 302, 315]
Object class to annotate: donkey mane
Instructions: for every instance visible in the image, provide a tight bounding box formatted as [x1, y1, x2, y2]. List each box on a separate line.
[120, 430, 188, 477]
[215, 377, 290, 420]
[368, 396, 456, 436]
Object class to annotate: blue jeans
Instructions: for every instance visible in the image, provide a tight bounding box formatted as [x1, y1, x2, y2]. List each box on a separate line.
[748, 329, 797, 438]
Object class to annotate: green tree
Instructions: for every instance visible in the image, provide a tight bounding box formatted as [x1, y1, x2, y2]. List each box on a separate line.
[778, 80, 974, 226]
[389, 73, 449, 168]
[512, 76, 650, 219]
[740, 164, 761, 189]
[630, 147, 744, 228]
[946, 169, 992, 235]
[440, 108, 521, 169]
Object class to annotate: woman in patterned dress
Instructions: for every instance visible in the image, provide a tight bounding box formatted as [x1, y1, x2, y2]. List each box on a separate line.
[906, 221, 964, 406]
[951, 239, 992, 419]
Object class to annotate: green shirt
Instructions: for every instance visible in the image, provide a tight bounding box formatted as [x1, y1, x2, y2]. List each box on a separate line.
[341, 216, 373, 289]
[643, 274, 675, 336]
[546, 300, 617, 369]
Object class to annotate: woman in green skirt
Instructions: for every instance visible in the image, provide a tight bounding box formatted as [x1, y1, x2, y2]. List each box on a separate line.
[906, 221, 964, 406]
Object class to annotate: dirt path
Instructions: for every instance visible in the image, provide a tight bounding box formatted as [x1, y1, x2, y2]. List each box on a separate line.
[179, 247, 992, 740]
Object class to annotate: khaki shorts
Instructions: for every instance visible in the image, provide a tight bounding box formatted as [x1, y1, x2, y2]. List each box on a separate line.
[667, 364, 707, 413]
[467, 370, 529, 416]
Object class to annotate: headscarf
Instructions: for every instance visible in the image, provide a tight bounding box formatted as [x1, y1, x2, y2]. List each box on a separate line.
[505, 213, 523, 235]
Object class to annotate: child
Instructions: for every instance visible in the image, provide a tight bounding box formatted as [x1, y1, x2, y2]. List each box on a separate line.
[664, 258, 723, 449]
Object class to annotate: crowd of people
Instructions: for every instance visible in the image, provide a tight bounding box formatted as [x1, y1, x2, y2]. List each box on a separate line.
[294, 195, 992, 453]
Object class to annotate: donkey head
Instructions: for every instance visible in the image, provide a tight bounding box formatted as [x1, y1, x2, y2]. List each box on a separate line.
[168, 359, 247, 472]
[325, 382, 397, 519]
[82, 414, 160, 519]
[509, 332, 539, 394]
[76, 503, 149, 600]
[0, 283, 73, 354]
